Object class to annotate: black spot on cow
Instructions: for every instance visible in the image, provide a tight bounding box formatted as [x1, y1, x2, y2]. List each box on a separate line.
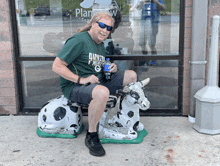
[133, 121, 140, 131]
[127, 111, 134, 118]
[127, 120, 131, 125]
[119, 96, 125, 110]
[53, 107, 66, 121]
[108, 123, 114, 126]
[70, 106, 78, 113]
[78, 114, 81, 124]
[70, 124, 78, 129]
[117, 112, 122, 118]
[44, 108, 47, 112]
[42, 115, 47, 122]
[130, 132, 136, 135]
[115, 121, 123, 127]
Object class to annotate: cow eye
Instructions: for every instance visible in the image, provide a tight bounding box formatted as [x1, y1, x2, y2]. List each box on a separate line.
[130, 91, 140, 100]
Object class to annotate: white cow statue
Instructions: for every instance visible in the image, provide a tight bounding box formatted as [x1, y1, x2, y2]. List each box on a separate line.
[99, 78, 150, 140]
[38, 95, 83, 136]
[37, 78, 150, 140]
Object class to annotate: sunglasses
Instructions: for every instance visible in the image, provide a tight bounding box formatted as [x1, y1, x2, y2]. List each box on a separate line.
[96, 22, 113, 31]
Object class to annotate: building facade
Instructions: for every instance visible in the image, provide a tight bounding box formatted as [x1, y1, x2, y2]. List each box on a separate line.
[0, 0, 219, 117]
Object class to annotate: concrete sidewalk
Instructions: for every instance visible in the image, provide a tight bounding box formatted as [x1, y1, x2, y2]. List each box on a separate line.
[0, 116, 220, 166]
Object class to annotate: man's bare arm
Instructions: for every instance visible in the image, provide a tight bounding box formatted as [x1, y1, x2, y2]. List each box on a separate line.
[52, 57, 99, 85]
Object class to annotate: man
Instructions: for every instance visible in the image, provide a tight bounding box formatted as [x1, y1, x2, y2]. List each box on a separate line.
[137, 0, 165, 66]
[52, 11, 137, 157]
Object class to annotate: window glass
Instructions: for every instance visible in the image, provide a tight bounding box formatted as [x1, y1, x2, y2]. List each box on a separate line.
[21, 61, 62, 108]
[116, 60, 179, 109]
[129, 0, 180, 55]
[16, 0, 180, 56]
[137, 60, 179, 109]
[21, 60, 178, 109]
[16, 0, 180, 110]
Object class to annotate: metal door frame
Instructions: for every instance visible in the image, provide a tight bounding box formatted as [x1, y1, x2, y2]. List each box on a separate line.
[10, 0, 185, 115]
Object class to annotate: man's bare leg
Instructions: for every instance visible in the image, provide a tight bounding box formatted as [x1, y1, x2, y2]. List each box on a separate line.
[87, 71, 136, 131]
[88, 85, 109, 132]
[85, 85, 109, 156]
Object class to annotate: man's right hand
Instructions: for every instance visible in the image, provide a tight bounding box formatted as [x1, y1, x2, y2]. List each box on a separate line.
[82, 75, 100, 85]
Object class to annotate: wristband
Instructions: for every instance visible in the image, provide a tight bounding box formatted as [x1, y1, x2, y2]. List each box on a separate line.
[77, 76, 81, 84]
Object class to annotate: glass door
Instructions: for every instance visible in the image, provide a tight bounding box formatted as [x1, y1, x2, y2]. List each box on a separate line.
[13, 0, 184, 115]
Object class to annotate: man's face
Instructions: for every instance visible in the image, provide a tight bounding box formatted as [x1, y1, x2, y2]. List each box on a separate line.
[90, 17, 113, 44]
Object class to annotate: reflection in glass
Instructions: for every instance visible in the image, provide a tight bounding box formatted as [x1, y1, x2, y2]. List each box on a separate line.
[137, 59, 178, 109]
[16, 0, 180, 110]
[129, 0, 180, 55]
[21, 59, 178, 109]
[17, 0, 180, 56]
[21, 61, 62, 108]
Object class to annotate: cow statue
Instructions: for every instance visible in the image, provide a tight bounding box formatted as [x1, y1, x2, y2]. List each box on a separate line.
[37, 95, 84, 137]
[37, 78, 150, 140]
[98, 78, 150, 140]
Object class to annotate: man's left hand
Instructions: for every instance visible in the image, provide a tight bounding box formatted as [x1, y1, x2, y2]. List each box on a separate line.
[109, 63, 117, 73]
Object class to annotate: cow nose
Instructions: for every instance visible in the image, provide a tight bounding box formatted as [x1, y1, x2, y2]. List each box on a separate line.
[142, 102, 147, 107]
[142, 101, 150, 108]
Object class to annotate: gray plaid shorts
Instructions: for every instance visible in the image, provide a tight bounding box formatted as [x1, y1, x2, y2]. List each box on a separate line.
[70, 71, 124, 105]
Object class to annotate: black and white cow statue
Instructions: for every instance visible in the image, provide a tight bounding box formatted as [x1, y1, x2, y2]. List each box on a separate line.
[98, 78, 150, 140]
[38, 78, 150, 140]
[38, 95, 83, 136]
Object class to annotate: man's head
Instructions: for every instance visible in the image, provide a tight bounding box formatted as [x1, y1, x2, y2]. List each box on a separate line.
[88, 11, 115, 44]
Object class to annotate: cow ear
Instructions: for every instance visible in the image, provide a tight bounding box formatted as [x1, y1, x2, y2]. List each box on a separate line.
[123, 86, 131, 93]
[141, 78, 150, 86]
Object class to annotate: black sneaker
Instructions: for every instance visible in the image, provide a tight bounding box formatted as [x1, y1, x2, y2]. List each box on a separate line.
[85, 131, 105, 156]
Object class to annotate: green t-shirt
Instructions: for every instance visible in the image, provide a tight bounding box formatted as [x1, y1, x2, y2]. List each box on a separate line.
[57, 31, 106, 100]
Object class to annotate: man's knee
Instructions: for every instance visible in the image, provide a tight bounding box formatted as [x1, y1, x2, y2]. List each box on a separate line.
[129, 70, 137, 82]
[123, 70, 137, 86]
[92, 85, 110, 102]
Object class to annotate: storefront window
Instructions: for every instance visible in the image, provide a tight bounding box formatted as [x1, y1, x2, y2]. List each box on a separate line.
[15, 0, 182, 113]
[17, 0, 180, 56]
[129, 0, 180, 55]
[21, 61, 61, 108]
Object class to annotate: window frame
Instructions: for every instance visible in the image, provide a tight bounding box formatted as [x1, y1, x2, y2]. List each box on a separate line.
[10, 0, 185, 115]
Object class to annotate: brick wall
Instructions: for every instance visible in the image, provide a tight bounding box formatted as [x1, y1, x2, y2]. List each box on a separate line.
[182, 0, 193, 115]
[182, 0, 220, 116]
[0, 0, 18, 114]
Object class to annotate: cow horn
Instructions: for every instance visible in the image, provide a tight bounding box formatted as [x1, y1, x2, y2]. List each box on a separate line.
[141, 78, 150, 86]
